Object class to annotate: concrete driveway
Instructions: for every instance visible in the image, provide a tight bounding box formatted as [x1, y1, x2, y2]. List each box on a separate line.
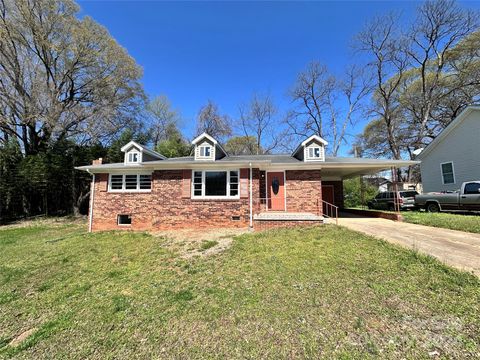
[338, 213, 480, 276]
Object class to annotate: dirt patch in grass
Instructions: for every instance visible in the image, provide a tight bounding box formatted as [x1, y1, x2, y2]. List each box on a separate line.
[0, 216, 86, 230]
[151, 228, 249, 258]
[8, 328, 37, 347]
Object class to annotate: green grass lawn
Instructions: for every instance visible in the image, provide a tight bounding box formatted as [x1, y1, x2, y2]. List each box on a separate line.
[0, 220, 479, 359]
[401, 211, 480, 234]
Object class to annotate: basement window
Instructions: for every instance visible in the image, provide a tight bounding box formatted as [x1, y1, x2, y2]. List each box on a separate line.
[117, 214, 132, 226]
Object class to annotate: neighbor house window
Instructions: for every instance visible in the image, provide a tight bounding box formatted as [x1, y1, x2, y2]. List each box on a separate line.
[441, 162, 455, 184]
[108, 174, 152, 192]
[306, 146, 323, 160]
[126, 151, 140, 164]
[192, 170, 239, 198]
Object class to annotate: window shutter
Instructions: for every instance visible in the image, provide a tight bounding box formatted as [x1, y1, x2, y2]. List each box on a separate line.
[240, 168, 249, 198]
[182, 170, 191, 198]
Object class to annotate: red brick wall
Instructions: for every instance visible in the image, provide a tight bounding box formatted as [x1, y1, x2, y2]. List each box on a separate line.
[322, 180, 344, 209]
[89, 168, 336, 231]
[285, 170, 323, 215]
[91, 169, 260, 231]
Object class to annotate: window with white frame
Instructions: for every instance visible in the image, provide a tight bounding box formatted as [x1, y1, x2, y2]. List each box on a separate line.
[109, 174, 152, 192]
[306, 146, 323, 160]
[198, 145, 212, 158]
[441, 162, 455, 184]
[126, 150, 141, 164]
[192, 170, 239, 198]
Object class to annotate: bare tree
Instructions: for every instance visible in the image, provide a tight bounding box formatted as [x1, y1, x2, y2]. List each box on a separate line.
[238, 93, 279, 154]
[146, 95, 181, 146]
[356, 13, 409, 160]
[326, 65, 371, 156]
[0, 0, 144, 154]
[287, 62, 333, 139]
[402, 0, 479, 149]
[287, 62, 370, 156]
[196, 100, 232, 141]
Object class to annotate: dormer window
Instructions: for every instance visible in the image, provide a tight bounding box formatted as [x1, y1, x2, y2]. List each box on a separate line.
[291, 134, 328, 162]
[126, 150, 140, 164]
[127, 151, 140, 163]
[305, 145, 324, 161]
[308, 147, 322, 159]
[192, 133, 227, 161]
[199, 146, 211, 158]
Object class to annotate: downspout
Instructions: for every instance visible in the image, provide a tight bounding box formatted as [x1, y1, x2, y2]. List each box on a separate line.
[249, 162, 253, 229]
[88, 172, 95, 233]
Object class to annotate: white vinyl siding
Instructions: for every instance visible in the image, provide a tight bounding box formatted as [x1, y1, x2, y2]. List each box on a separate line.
[108, 174, 152, 192]
[191, 170, 239, 199]
[420, 110, 480, 192]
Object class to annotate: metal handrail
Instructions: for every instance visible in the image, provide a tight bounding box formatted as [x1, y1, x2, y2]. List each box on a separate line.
[320, 199, 339, 225]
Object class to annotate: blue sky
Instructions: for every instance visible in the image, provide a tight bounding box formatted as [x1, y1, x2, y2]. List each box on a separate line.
[78, 1, 480, 155]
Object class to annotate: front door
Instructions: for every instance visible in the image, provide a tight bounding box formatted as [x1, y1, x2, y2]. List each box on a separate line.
[267, 172, 285, 211]
[321, 185, 335, 214]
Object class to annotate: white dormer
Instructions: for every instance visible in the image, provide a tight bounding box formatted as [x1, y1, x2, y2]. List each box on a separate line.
[191, 132, 227, 161]
[121, 141, 166, 165]
[292, 135, 328, 162]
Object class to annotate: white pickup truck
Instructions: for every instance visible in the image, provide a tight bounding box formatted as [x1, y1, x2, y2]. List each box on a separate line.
[415, 181, 480, 212]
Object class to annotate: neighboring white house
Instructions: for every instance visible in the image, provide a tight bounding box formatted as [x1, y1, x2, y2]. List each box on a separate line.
[416, 106, 480, 193]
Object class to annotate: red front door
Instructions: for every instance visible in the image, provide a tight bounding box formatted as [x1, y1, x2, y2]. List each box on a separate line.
[267, 172, 285, 211]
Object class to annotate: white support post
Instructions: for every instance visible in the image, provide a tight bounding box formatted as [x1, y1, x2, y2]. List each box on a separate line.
[88, 173, 95, 233]
[249, 163, 253, 228]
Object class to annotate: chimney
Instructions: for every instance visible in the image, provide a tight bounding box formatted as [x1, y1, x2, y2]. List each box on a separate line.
[92, 158, 103, 165]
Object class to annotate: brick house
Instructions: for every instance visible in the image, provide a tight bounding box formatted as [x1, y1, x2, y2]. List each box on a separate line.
[77, 133, 415, 231]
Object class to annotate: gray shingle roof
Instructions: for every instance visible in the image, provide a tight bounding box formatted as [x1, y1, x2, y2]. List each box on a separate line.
[76, 153, 417, 171]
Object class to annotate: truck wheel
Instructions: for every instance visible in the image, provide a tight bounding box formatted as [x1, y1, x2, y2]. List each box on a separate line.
[426, 203, 440, 213]
[388, 204, 395, 211]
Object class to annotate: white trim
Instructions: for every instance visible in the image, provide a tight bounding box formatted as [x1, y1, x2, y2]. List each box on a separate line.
[121, 141, 143, 152]
[196, 144, 215, 161]
[249, 163, 253, 228]
[125, 149, 142, 165]
[88, 173, 95, 233]
[191, 169, 240, 199]
[108, 173, 153, 192]
[301, 134, 328, 146]
[265, 170, 286, 211]
[440, 161, 456, 185]
[304, 145, 325, 162]
[192, 132, 218, 145]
